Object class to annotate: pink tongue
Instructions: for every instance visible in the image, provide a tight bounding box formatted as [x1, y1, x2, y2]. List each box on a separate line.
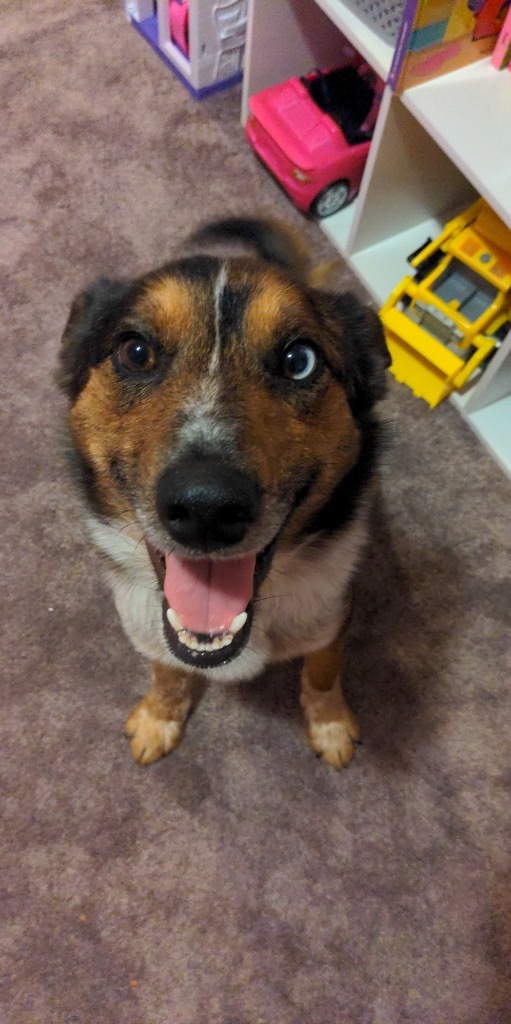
[164, 552, 256, 635]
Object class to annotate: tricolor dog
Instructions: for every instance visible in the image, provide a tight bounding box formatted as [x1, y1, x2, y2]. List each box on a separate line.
[58, 218, 389, 769]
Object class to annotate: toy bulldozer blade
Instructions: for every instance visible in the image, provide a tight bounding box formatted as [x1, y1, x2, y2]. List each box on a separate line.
[382, 304, 494, 409]
[380, 200, 511, 408]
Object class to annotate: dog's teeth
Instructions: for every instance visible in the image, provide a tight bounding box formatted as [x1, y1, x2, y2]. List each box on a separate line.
[177, 628, 234, 654]
[167, 607, 184, 632]
[178, 629, 198, 650]
[230, 612, 247, 635]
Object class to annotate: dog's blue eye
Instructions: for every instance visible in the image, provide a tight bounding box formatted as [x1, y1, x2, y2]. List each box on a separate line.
[282, 342, 318, 381]
[116, 337, 156, 374]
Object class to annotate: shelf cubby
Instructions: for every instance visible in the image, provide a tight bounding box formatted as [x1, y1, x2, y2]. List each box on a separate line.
[242, 0, 511, 477]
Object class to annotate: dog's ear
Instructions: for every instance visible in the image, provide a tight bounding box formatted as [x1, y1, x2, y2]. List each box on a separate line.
[57, 278, 130, 400]
[187, 216, 310, 280]
[316, 290, 391, 417]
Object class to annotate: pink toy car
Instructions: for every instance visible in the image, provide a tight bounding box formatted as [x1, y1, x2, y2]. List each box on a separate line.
[246, 60, 383, 218]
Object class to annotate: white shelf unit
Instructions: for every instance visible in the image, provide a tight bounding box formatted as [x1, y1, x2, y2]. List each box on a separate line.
[241, 0, 511, 479]
[314, 0, 395, 80]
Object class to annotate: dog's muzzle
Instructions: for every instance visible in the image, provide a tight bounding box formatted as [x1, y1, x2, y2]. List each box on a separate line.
[149, 457, 266, 669]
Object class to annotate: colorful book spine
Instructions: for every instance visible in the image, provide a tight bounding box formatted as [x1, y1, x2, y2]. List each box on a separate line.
[491, 3, 511, 69]
[388, 0, 421, 88]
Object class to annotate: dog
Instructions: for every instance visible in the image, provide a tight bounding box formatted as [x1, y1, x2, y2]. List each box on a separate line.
[58, 217, 390, 769]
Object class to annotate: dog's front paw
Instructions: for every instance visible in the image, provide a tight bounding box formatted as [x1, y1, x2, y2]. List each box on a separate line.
[125, 700, 184, 765]
[307, 712, 360, 770]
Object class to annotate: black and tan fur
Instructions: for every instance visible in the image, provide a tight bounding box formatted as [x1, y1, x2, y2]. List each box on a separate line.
[58, 218, 389, 769]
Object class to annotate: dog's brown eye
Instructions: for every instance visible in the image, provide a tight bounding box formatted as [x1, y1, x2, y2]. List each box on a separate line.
[116, 337, 157, 374]
[282, 342, 318, 381]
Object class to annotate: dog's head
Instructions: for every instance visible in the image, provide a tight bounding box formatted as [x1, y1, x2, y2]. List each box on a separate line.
[58, 218, 389, 670]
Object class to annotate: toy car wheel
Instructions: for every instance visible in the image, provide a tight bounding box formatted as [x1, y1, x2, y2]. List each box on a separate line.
[311, 180, 350, 218]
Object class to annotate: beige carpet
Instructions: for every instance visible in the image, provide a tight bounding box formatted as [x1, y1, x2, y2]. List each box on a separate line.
[1, 2, 511, 1021]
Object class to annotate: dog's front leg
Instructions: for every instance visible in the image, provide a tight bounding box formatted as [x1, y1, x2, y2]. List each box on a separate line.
[300, 626, 360, 770]
[125, 663, 195, 765]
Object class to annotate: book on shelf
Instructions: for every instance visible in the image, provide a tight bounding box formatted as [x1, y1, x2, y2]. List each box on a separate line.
[491, 1, 511, 67]
[389, 0, 509, 92]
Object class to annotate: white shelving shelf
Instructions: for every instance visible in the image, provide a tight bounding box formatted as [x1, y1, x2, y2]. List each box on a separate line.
[453, 391, 511, 479]
[314, 0, 395, 80]
[402, 60, 511, 230]
[242, 0, 511, 479]
[316, 200, 358, 256]
[350, 216, 449, 304]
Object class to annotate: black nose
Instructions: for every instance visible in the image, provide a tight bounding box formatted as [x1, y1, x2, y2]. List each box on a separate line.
[156, 458, 262, 550]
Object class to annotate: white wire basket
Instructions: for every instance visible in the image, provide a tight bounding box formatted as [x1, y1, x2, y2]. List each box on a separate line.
[347, 0, 407, 44]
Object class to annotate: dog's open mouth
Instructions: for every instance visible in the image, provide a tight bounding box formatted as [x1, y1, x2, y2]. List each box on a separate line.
[163, 551, 256, 669]
[146, 543, 269, 669]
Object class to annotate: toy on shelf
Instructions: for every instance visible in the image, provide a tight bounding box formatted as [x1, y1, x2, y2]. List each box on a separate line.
[245, 46, 383, 219]
[380, 199, 511, 408]
[389, 0, 509, 92]
[127, 0, 247, 99]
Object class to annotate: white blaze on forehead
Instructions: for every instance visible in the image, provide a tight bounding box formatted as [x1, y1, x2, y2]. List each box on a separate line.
[210, 262, 228, 374]
[182, 378, 221, 417]
[179, 378, 235, 452]
[176, 262, 236, 452]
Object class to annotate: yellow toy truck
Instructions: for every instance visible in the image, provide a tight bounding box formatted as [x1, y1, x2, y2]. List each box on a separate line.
[380, 198, 511, 408]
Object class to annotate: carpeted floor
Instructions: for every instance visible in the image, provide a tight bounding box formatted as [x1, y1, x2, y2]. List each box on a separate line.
[2, 2, 511, 1022]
